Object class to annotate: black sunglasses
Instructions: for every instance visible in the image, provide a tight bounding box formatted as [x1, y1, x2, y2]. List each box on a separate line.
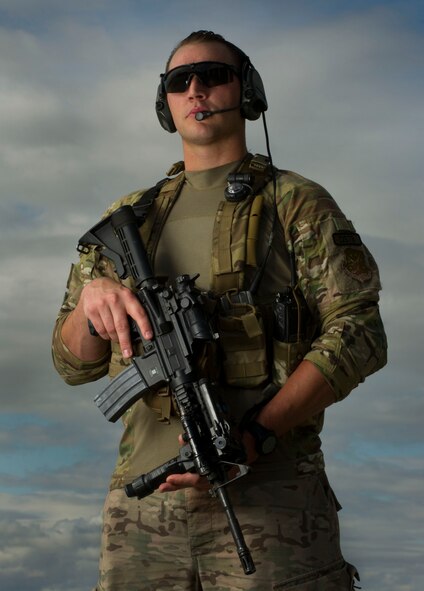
[162, 61, 239, 94]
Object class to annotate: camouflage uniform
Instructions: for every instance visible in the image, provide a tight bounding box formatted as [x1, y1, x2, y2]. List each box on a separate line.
[53, 157, 386, 590]
[95, 469, 357, 591]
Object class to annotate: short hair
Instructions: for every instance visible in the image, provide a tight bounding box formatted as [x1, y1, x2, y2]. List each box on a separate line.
[165, 30, 248, 72]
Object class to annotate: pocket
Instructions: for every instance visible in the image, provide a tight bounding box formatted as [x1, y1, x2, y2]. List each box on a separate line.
[218, 302, 268, 388]
[272, 338, 311, 386]
[274, 560, 359, 590]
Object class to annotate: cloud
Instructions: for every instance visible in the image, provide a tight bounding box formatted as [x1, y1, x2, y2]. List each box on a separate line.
[0, 491, 103, 591]
[249, 7, 423, 244]
[0, 2, 423, 591]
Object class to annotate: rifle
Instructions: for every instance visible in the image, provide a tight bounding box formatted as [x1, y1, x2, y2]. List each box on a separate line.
[77, 204, 256, 575]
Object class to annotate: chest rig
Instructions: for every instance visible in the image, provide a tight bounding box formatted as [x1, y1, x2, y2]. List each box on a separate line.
[132, 153, 275, 391]
[133, 153, 273, 294]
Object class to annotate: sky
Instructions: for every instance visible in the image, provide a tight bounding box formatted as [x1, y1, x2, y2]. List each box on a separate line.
[0, 0, 423, 589]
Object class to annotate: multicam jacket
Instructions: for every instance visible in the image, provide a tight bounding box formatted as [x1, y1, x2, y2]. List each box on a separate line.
[52, 156, 387, 487]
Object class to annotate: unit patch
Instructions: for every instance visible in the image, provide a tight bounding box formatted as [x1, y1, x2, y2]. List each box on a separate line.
[343, 248, 373, 283]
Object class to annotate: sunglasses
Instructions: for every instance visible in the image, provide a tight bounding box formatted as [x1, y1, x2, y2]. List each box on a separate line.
[162, 61, 239, 94]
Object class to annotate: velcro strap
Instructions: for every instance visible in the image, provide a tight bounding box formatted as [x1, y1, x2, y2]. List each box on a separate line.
[241, 310, 263, 338]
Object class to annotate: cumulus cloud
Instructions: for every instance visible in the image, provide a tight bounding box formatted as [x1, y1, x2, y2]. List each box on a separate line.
[0, 491, 103, 591]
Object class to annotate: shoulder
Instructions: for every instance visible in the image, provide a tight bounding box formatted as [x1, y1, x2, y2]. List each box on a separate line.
[274, 168, 333, 204]
[100, 162, 186, 220]
[265, 168, 344, 231]
[100, 188, 147, 219]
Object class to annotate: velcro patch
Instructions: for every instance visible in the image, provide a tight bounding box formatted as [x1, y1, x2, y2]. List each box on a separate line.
[343, 248, 372, 282]
[333, 231, 362, 247]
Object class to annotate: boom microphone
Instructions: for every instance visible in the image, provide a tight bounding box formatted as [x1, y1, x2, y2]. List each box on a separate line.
[195, 106, 239, 121]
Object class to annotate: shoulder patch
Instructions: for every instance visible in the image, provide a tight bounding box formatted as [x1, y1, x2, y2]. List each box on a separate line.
[343, 248, 373, 282]
[333, 231, 362, 247]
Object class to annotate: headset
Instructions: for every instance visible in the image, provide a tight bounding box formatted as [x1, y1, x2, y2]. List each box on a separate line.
[155, 56, 268, 133]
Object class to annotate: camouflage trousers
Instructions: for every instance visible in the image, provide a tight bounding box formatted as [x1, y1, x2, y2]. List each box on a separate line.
[93, 469, 358, 590]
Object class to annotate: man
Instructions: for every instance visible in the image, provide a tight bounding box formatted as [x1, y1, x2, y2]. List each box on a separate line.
[52, 31, 387, 590]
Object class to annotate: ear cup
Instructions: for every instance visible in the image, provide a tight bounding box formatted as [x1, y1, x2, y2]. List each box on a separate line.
[240, 60, 268, 121]
[155, 81, 177, 133]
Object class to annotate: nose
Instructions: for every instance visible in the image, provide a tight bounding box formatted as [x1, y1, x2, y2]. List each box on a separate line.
[187, 74, 208, 97]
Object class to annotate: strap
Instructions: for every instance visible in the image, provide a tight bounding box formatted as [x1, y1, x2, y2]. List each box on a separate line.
[132, 178, 169, 223]
[136, 172, 186, 266]
[211, 154, 273, 295]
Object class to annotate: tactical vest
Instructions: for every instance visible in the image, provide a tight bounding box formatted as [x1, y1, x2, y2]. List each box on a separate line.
[133, 153, 275, 395]
[134, 153, 273, 293]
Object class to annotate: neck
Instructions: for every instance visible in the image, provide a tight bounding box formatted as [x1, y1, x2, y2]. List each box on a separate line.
[182, 135, 248, 172]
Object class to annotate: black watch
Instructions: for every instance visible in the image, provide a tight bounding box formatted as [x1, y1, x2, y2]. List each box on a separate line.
[245, 420, 278, 456]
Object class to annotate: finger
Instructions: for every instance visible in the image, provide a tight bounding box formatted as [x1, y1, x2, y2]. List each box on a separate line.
[82, 279, 125, 339]
[109, 306, 133, 358]
[127, 297, 153, 341]
[90, 308, 115, 341]
[158, 482, 178, 493]
[99, 287, 135, 356]
[90, 294, 133, 356]
[165, 473, 208, 491]
[166, 473, 199, 487]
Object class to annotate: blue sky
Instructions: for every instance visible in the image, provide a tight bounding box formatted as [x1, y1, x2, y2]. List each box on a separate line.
[0, 1, 423, 590]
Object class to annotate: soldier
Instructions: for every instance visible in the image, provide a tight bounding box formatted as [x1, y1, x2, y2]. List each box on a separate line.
[52, 31, 387, 590]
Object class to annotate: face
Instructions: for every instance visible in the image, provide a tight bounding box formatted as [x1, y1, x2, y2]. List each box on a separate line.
[166, 42, 245, 147]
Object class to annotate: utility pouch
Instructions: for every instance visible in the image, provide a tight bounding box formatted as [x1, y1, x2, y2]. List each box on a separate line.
[218, 291, 269, 388]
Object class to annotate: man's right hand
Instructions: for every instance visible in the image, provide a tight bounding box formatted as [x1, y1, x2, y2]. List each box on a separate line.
[62, 277, 153, 361]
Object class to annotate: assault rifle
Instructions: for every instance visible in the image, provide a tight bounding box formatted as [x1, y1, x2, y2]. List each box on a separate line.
[77, 204, 256, 575]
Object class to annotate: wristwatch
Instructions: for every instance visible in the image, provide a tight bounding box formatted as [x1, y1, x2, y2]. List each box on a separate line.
[245, 420, 278, 456]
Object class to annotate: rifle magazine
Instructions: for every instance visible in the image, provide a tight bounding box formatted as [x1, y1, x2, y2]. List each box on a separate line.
[94, 363, 150, 422]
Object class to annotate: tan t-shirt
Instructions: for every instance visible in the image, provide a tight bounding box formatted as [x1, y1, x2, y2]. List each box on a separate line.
[154, 161, 237, 289]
